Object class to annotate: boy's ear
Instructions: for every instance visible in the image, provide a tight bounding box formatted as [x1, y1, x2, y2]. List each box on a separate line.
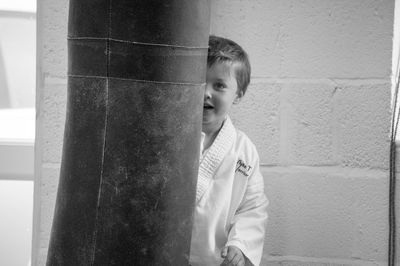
[234, 91, 244, 104]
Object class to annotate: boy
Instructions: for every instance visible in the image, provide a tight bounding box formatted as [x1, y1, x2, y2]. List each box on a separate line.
[189, 35, 268, 266]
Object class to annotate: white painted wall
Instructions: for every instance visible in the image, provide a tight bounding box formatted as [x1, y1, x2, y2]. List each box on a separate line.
[0, 11, 36, 108]
[33, 1, 395, 265]
[0, 3, 36, 266]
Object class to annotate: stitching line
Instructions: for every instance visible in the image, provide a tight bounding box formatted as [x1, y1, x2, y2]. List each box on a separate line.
[68, 36, 208, 49]
[68, 74, 205, 86]
[90, 0, 112, 264]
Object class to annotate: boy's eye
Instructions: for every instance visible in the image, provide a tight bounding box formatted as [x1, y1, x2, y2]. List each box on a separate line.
[214, 82, 226, 90]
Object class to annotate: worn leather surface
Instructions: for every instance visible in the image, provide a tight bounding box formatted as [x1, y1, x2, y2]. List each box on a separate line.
[68, 39, 208, 83]
[47, 0, 210, 265]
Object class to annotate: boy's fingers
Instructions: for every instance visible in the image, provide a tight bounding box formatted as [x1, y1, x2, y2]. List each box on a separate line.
[221, 246, 228, 258]
[220, 258, 229, 266]
[230, 253, 242, 265]
[226, 247, 236, 262]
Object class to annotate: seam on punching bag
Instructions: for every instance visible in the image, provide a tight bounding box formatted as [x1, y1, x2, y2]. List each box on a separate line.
[67, 36, 209, 49]
[90, 0, 112, 264]
[68, 74, 206, 86]
[67, 38, 208, 83]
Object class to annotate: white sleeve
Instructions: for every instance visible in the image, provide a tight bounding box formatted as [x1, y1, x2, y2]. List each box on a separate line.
[225, 156, 268, 266]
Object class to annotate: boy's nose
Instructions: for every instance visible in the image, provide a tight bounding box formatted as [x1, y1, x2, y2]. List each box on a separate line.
[204, 84, 212, 99]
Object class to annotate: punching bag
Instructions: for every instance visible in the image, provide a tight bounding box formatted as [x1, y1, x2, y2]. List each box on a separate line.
[46, 1, 210, 265]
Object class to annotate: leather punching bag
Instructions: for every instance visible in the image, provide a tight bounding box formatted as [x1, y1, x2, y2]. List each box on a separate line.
[46, 1, 210, 265]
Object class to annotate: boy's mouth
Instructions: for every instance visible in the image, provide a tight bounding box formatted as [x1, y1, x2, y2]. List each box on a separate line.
[203, 104, 214, 110]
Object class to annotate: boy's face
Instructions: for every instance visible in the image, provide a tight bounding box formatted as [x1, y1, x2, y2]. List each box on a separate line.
[203, 62, 242, 131]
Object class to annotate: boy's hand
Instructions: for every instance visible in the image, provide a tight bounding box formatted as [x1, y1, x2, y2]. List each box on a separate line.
[220, 245, 246, 266]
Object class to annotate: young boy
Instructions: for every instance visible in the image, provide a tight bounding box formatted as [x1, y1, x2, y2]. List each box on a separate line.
[189, 36, 268, 266]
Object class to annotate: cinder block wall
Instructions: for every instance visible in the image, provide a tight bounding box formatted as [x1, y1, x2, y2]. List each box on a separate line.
[33, 1, 394, 265]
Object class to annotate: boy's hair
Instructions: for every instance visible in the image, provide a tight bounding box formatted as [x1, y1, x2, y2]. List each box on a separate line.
[208, 35, 251, 95]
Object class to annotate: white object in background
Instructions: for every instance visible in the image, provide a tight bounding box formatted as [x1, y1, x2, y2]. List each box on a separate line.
[0, 108, 34, 265]
[0, 108, 35, 143]
[0, 180, 33, 266]
[0, 0, 36, 13]
[0, 108, 34, 180]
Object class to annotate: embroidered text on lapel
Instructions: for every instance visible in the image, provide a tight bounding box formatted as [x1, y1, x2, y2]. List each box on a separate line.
[235, 159, 252, 177]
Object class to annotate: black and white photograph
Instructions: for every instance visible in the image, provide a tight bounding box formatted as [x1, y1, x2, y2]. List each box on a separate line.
[0, 1, 399, 265]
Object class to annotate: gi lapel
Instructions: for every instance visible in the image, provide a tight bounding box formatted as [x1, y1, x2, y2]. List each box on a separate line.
[196, 117, 236, 204]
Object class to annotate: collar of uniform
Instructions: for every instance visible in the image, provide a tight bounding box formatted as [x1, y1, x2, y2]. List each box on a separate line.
[196, 116, 236, 203]
[200, 131, 206, 155]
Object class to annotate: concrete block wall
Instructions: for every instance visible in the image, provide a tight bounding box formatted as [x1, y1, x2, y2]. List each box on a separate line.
[220, 0, 393, 265]
[33, 0, 68, 264]
[33, 0, 394, 265]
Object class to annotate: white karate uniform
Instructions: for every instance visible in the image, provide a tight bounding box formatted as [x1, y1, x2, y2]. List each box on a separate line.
[190, 117, 268, 266]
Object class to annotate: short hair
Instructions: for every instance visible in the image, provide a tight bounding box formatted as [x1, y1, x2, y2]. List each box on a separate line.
[207, 35, 251, 95]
